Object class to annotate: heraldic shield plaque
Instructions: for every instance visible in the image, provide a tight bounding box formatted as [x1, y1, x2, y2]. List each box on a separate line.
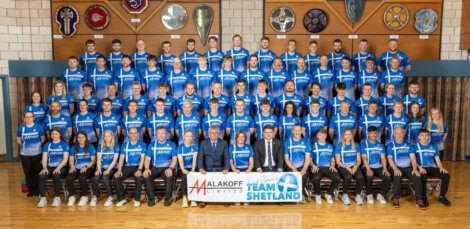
[345, 0, 365, 23]
[193, 4, 214, 46]
[303, 9, 328, 33]
[85, 5, 110, 31]
[161, 3, 188, 30]
[270, 7, 295, 33]
[414, 8, 438, 34]
[55, 5, 79, 37]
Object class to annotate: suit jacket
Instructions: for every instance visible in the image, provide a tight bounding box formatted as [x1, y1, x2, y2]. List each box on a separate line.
[253, 138, 284, 171]
[197, 138, 230, 172]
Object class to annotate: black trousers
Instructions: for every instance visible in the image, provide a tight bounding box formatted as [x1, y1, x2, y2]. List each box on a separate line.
[38, 166, 67, 197]
[338, 166, 365, 194]
[178, 169, 189, 196]
[66, 168, 94, 196]
[113, 166, 143, 201]
[20, 154, 42, 195]
[144, 167, 174, 200]
[311, 167, 341, 195]
[439, 150, 445, 162]
[420, 167, 450, 197]
[288, 167, 308, 195]
[363, 167, 391, 196]
[92, 168, 116, 196]
[392, 166, 424, 200]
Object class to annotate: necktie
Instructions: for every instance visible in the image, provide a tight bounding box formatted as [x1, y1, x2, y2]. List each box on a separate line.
[267, 140, 273, 170]
[212, 141, 216, 154]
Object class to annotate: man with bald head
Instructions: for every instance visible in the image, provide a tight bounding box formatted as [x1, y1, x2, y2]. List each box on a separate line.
[165, 57, 191, 99]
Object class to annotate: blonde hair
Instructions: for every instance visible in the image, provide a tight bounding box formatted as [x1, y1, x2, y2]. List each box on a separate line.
[341, 128, 355, 150]
[52, 80, 67, 98]
[101, 130, 115, 151]
[427, 107, 444, 132]
[183, 129, 194, 145]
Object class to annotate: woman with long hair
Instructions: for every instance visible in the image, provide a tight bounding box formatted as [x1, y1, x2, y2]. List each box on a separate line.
[46, 80, 74, 116]
[427, 107, 448, 161]
[407, 101, 426, 145]
[176, 130, 198, 208]
[24, 91, 48, 127]
[279, 101, 301, 140]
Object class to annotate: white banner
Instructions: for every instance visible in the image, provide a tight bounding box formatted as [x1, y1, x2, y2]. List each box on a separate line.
[187, 172, 302, 203]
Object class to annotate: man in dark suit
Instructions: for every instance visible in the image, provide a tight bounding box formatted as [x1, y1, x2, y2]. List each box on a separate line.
[198, 125, 230, 173]
[254, 125, 284, 172]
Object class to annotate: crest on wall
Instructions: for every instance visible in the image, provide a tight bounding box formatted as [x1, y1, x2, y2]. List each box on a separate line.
[303, 9, 328, 33]
[122, 0, 148, 14]
[383, 4, 409, 30]
[193, 4, 214, 46]
[161, 3, 188, 30]
[55, 5, 79, 37]
[270, 7, 295, 33]
[85, 5, 110, 31]
[414, 8, 438, 34]
[345, 0, 365, 23]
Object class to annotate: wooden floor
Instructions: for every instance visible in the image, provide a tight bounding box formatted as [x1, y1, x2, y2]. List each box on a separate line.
[1, 162, 470, 229]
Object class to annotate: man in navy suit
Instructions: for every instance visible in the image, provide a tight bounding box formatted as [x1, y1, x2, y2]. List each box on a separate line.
[254, 125, 284, 172]
[198, 125, 230, 174]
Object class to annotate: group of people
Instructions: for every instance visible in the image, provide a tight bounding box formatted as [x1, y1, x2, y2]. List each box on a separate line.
[17, 35, 451, 210]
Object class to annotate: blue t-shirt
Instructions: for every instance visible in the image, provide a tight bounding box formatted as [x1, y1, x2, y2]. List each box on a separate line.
[146, 140, 176, 168]
[385, 114, 409, 144]
[141, 68, 164, 100]
[157, 54, 175, 74]
[334, 142, 361, 167]
[304, 54, 321, 73]
[226, 113, 254, 144]
[311, 142, 334, 167]
[289, 70, 312, 98]
[97, 143, 120, 169]
[380, 69, 407, 96]
[109, 96, 124, 116]
[378, 94, 400, 116]
[215, 69, 239, 97]
[226, 48, 250, 73]
[230, 94, 253, 114]
[407, 116, 426, 145]
[428, 122, 448, 151]
[120, 141, 146, 167]
[358, 69, 381, 99]
[176, 94, 203, 117]
[61, 68, 88, 101]
[280, 52, 302, 73]
[329, 113, 357, 144]
[70, 144, 96, 169]
[275, 93, 304, 117]
[327, 96, 355, 116]
[355, 96, 377, 117]
[175, 114, 201, 144]
[43, 141, 69, 167]
[72, 112, 98, 143]
[240, 69, 266, 95]
[256, 50, 277, 73]
[279, 116, 301, 140]
[46, 94, 74, 117]
[177, 143, 198, 169]
[80, 52, 102, 74]
[351, 51, 376, 73]
[180, 51, 200, 74]
[358, 114, 384, 141]
[131, 52, 150, 73]
[146, 113, 174, 140]
[304, 95, 327, 115]
[150, 96, 176, 116]
[203, 94, 230, 117]
[312, 68, 335, 100]
[79, 96, 100, 114]
[335, 69, 357, 101]
[386, 141, 413, 168]
[106, 52, 124, 73]
[45, 114, 72, 140]
[202, 114, 225, 139]
[114, 68, 140, 99]
[302, 113, 328, 143]
[402, 94, 427, 115]
[17, 124, 45, 156]
[377, 50, 410, 72]
[24, 103, 49, 126]
[165, 71, 191, 99]
[266, 69, 289, 98]
[120, 114, 146, 142]
[414, 143, 439, 168]
[123, 95, 150, 117]
[361, 141, 385, 169]
[229, 144, 254, 169]
[284, 138, 311, 168]
[251, 94, 276, 115]
[254, 113, 278, 139]
[205, 50, 224, 72]
[192, 67, 215, 99]
[93, 113, 120, 140]
[88, 68, 114, 100]
[328, 52, 349, 72]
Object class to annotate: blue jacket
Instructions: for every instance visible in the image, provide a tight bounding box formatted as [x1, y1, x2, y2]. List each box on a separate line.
[197, 138, 230, 172]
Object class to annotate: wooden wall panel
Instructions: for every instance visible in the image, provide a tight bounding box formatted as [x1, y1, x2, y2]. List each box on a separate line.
[460, 0, 470, 49]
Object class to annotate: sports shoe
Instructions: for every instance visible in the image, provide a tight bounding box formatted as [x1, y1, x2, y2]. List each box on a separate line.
[90, 196, 97, 207]
[104, 196, 114, 207]
[367, 194, 374, 205]
[148, 197, 157, 207]
[342, 194, 351, 205]
[355, 194, 364, 206]
[133, 200, 141, 207]
[392, 198, 400, 208]
[315, 194, 322, 204]
[164, 198, 172, 206]
[37, 197, 47, 208]
[77, 196, 88, 207]
[325, 194, 334, 204]
[423, 197, 429, 207]
[376, 194, 387, 204]
[417, 199, 426, 209]
[51, 197, 61, 207]
[438, 196, 451, 206]
[182, 197, 189, 208]
[67, 196, 76, 207]
[190, 201, 197, 207]
[115, 199, 127, 207]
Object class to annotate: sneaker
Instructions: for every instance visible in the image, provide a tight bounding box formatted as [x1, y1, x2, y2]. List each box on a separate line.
[367, 194, 374, 205]
[325, 194, 334, 204]
[104, 196, 114, 207]
[164, 198, 172, 206]
[51, 197, 61, 207]
[300, 195, 306, 204]
[77, 196, 88, 207]
[423, 197, 429, 207]
[438, 196, 451, 206]
[37, 197, 47, 208]
[417, 199, 426, 209]
[315, 194, 322, 205]
[90, 196, 97, 207]
[133, 200, 141, 207]
[115, 199, 127, 207]
[376, 194, 387, 204]
[392, 198, 400, 208]
[342, 194, 351, 205]
[182, 197, 189, 208]
[190, 201, 197, 207]
[148, 197, 157, 207]
[355, 194, 364, 206]
[67, 196, 76, 207]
